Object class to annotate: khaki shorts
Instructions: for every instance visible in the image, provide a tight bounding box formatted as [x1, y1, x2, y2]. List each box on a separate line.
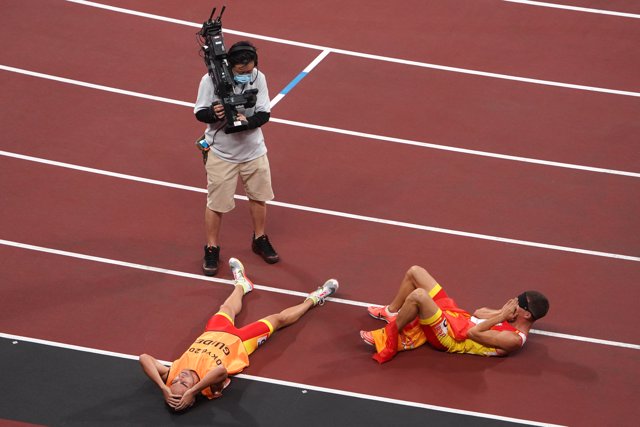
[205, 153, 274, 213]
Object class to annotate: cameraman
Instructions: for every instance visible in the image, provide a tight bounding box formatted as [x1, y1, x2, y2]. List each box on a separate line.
[194, 41, 278, 276]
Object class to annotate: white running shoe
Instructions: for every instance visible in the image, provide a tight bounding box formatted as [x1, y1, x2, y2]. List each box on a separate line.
[306, 279, 339, 306]
[229, 258, 253, 294]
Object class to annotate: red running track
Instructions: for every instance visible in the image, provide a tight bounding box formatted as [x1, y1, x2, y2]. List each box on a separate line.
[1, 1, 639, 426]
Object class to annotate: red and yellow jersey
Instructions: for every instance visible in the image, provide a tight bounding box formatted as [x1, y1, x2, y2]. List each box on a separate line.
[371, 283, 529, 358]
[372, 315, 527, 357]
[436, 316, 527, 356]
[166, 330, 250, 399]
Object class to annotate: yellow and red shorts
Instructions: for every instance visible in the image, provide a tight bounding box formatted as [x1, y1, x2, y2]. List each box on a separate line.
[418, 284, 472, 350]
[205, 312, 274, 355]
[371, 284, 471, 354]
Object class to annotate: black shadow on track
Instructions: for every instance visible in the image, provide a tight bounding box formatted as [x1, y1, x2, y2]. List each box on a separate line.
[0, 337, 526, 426]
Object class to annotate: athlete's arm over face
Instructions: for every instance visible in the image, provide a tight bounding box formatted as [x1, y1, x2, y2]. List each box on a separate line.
[139, 354, 179, 406]
[472, 307, 501, 318]
[466, 299, 522, 355]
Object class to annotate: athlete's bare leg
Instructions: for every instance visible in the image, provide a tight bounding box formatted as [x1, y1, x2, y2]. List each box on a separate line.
[395, 288, 440, 330]
[263, 299, 315, 331]
[388, 266, 439, 313]
[218, 285, 245, 323]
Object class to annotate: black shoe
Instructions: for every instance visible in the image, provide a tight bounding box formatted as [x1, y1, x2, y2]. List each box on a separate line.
[203, 245, 220, 276]
[252, 234, 279, 264]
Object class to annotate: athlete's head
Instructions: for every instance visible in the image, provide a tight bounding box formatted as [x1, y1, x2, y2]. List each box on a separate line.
[517, 291, 549, 321]
[169, 369, 200, 396]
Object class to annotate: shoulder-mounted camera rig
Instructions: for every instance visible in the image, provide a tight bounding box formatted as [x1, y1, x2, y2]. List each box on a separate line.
[197, 6, 258, 134]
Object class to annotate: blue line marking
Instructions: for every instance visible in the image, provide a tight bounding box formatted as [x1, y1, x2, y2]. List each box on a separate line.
[280, 71, 308, 95]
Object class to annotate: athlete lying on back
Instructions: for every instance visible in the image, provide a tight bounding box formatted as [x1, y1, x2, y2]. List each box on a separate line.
[140, 258, 338, 410]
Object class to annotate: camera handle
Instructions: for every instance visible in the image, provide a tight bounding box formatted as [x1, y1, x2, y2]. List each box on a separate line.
[198, 6, 255, 134]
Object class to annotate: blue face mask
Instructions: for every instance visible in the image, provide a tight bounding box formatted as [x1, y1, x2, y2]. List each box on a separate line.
[234, 73, 252, 84]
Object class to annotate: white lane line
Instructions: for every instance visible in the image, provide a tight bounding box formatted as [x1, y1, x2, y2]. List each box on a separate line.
[502, 0, 640, 19]
[270, 117, 640, 178]
[0, 238, 357, 307]
[530, 329, 639, 349]
[303, 49, 333, 72]
[1, 149, 639, 263]
[2, 150, 639, 263]
[2, 64, 638, 178]
[63, 0, 640, 97]
[239, 373, 565, 427]
[1, 238, 639, 351]
[326, 48, 640, 97]
[0, 333, 565, 426]
[268, 198, 640, 262]
[271, 49, 331, 108]
[0, 65, 193, 107]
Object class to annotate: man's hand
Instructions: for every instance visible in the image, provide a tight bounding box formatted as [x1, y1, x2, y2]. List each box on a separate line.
[212, 103, 249, 123]
[161, 385, 181, 408]
[500, 298, 518, 322]
[213, 103, 225, 120]
[173, 389, 196, 411]
[210, 377, 231, 398]
[467, 299, 522, 355]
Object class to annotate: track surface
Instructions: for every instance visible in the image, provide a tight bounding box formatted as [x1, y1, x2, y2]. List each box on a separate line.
[1, 1, 639, 426]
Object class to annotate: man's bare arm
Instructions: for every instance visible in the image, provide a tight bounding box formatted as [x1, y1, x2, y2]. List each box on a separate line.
[467, 328, 522, 355]
[139, 354, 169, 385]
[467, 299, 522, 355]
[472, 307, 501, 318]
[139, 354, 178, 405]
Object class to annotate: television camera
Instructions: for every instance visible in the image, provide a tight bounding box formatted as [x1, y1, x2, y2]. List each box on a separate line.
[197, 6, 258, 135]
